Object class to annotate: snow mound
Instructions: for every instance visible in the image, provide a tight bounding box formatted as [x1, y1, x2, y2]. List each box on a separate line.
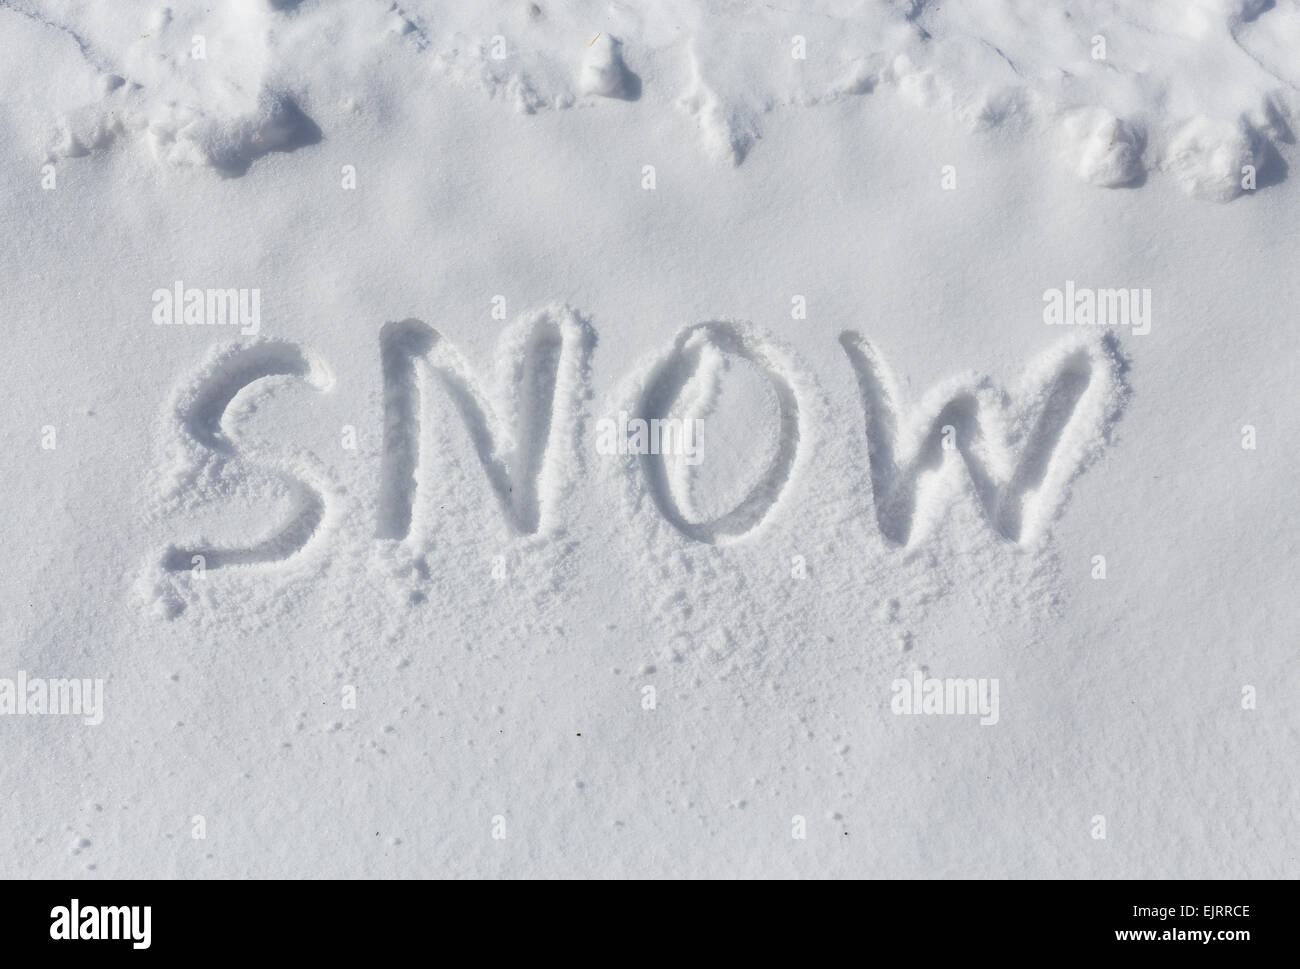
[579, 34, 637, 100]
[1163, 117, 1260, 203]
[1060, 109, 1145, 189]
[9, 0, 1300, 194]
[30, 0, 321, 174]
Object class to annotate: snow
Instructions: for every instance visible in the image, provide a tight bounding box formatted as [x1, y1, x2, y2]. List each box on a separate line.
[1, 0, 1297, 878]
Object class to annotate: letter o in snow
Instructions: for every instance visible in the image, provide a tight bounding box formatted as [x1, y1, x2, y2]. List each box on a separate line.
[634, 322, 803, 544]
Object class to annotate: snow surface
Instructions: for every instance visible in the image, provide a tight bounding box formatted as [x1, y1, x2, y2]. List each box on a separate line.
[1, 0, 1297, 877]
